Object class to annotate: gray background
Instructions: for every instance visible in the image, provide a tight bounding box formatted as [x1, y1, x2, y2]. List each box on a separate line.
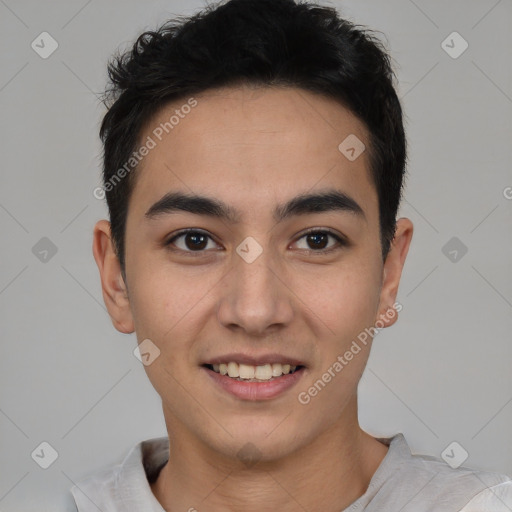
[1, 0, 511, 510]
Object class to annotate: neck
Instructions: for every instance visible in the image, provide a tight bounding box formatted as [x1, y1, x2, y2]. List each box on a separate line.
[151, 398, 388, 512]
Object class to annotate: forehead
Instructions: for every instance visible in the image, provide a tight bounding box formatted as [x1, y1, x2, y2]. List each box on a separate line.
[128, 86, 378, 223]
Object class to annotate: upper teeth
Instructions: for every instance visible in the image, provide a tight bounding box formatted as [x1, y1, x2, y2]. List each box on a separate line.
[211, 362, 297, 380]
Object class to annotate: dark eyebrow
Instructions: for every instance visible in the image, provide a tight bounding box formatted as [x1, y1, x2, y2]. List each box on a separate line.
[144, 189, 365, 223]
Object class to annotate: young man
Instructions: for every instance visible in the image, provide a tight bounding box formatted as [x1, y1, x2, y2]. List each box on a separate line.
[71, 0, 512, 510]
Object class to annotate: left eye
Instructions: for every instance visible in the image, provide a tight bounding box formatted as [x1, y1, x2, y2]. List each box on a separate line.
[294, 230, 345, 252]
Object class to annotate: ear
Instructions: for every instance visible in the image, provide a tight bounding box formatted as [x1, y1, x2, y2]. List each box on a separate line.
[375, 217, 413, 328]
[92, 219, 135, 334]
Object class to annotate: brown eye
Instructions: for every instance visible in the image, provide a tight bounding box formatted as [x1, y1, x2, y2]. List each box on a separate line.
[294, 230, 346, 252]
[306, 232, 329, 250]
[166, 230, 219, 252]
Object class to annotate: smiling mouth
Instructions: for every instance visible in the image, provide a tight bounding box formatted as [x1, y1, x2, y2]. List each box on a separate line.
[203, 362, 304, 382]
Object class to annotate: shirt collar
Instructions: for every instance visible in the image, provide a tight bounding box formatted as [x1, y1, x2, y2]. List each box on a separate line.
[71, 433, 407, 511]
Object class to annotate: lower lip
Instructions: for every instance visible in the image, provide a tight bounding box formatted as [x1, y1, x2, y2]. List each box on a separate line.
[202, 366, 305, 401]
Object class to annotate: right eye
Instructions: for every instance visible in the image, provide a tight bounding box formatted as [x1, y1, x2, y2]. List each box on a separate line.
[165, 229, 222, 253]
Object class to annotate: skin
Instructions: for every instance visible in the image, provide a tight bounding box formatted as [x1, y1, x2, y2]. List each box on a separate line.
[93, 85, 413, 512]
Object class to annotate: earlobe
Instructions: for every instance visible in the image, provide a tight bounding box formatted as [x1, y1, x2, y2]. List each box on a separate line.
[375, 217, 413, 328]
[92, 220, 135, 334]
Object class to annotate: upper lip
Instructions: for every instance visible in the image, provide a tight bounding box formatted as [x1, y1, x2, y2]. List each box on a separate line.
[203, 353, 305, 367]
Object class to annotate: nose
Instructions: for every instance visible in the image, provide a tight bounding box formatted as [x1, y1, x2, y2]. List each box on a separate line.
[216, 242, 294, 336]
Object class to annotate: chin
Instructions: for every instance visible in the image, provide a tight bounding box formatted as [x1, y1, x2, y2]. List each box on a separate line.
[203, 420, 309, 465]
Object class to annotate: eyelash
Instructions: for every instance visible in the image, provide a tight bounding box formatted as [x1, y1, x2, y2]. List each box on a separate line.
[164, 228, 348, 256]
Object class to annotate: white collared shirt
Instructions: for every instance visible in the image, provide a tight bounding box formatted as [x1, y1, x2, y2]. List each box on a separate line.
[69, 433, 512, 511]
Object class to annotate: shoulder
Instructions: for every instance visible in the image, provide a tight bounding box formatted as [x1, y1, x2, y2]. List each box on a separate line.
[409, 454, 512, 508]
[68, 437, 168, 511]
[373, 433, 512, 510]
[459, 481, 512, 511]
[69, 460, 123, 511]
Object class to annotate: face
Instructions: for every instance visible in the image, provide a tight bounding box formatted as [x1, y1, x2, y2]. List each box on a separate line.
[94, 85, 412, 463]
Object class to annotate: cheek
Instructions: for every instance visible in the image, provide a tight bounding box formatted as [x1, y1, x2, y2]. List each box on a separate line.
[297, 271, 379, 418]
[127, 268, 204, 393]
[127, 258, 215, 339]
[298, 258, 382, 339]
